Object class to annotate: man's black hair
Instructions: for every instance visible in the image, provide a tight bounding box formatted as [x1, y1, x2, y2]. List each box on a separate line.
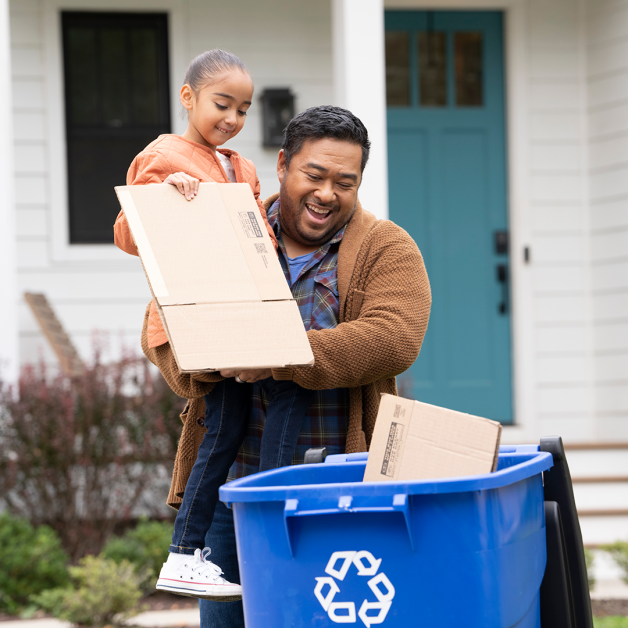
[281, 106, 371, 172]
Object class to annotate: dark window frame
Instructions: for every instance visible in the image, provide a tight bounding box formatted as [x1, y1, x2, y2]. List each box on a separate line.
[61, 11, 171, 244]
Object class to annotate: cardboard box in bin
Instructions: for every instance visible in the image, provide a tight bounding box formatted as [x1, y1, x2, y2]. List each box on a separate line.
[364, 394, 502, 482]
[114, 182, 314, 373]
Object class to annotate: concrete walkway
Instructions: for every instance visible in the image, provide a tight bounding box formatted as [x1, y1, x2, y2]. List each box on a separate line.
[591, 578, 628, 600]
[0, 608, 201, 628]
[132, 609, 199, 627]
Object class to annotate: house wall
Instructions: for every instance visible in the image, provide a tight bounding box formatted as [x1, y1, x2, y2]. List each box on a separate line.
[11, 0, 151, 364]
[524, 0, 595, 441]
[186, 0, 334, 198]
[9, 0, 333, 366]
[9, 0, 626, 444]
[585, 0, 628, 441]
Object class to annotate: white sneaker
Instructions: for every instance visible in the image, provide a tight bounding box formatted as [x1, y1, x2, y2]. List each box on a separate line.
[156, 548, 243, 601]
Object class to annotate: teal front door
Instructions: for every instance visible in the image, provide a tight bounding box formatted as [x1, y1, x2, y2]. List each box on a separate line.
[386, 10, 513, 423]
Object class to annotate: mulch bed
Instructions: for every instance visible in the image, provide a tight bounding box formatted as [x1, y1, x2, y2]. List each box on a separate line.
[142, 591, 198, 611]
[592, 599, 628, 617]
[0, 614, 18, 623]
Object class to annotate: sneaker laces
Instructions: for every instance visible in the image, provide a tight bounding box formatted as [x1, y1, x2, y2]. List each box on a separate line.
[191, 547, 229, 583]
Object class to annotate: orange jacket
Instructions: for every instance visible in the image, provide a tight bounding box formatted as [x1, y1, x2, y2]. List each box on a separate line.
[114, 134, 277, 349]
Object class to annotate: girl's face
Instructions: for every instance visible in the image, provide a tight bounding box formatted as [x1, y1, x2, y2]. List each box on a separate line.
[181, 70, 254, 150]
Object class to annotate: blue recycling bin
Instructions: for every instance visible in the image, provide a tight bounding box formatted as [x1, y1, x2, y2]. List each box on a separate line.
[219, 445, 553, 628]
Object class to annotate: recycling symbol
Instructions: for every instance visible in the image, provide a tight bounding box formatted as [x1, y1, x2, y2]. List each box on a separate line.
[314, 551, 395, 626]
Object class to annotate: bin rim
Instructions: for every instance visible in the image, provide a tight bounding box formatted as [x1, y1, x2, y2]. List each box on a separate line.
[220, 450, 553, 505]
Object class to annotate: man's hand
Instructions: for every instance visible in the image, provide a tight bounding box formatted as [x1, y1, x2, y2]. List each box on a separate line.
[220, 369, 273, 384]
[164, 172, 199, 200]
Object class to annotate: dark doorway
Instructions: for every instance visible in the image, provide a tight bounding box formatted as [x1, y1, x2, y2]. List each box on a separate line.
[62, 12, 170, 244]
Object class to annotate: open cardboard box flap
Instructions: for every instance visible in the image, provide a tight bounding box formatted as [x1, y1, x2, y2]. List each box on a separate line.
[364, 394, 502, 482]
[115, 182, 314, 372]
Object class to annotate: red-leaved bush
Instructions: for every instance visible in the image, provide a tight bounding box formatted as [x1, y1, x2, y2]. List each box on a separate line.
[0, 348, 184, 561]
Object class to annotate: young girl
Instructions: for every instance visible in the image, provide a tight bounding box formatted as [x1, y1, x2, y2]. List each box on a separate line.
[113, 50, 312, 601]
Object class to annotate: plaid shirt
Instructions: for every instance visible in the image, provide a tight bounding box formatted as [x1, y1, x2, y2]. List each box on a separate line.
[227, 199, 350, 480]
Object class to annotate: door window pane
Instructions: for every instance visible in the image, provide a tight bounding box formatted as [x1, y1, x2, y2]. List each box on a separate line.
[130, 29, 161, 124]
[455, 32, 483, 106]
[101, 29, 129, 127]
[66, 28, 99, 125]
[385, 31, 410, 107]
[418, 32, 447, 107]
[62, 13, 170, 244]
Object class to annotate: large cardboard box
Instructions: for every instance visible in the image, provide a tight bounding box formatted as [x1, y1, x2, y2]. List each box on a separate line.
[115, 182, 314, 373]
[364, 394, 502, 482]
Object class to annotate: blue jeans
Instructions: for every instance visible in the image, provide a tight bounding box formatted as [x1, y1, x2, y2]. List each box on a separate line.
[199, 501, 244, 628]
[170, 377, 312, 554]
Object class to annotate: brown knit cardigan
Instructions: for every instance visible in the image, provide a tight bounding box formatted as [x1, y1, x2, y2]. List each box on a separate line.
[141, 194, 431, 509]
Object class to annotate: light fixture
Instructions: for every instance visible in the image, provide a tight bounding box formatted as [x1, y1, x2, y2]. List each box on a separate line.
[260, 88, 295, 147]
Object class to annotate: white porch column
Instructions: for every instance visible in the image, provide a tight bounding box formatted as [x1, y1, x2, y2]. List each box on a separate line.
[332, 0, 388, 220]
[0, 0, 18, 383]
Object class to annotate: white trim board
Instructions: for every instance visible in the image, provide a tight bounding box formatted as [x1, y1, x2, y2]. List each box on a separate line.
[42, 0, 188, 262]
[383, 0, 537, 440]
[1, 0, 19, 383]
[333, 0, 389, 220]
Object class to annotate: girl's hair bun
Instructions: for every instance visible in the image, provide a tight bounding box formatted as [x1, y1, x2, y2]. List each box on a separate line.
[184, 49, 249, 93]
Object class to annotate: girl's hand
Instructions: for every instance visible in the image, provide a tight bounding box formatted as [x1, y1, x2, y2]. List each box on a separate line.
[164, 172, 200, 200]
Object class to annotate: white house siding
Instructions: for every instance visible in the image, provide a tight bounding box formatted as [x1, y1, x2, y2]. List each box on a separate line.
[185, 0, 334, 203]
[9, 0, 333, 366]
[586, 0, 628, 441]
[9, 0, 149, 365]
[525, 0, 596, 442]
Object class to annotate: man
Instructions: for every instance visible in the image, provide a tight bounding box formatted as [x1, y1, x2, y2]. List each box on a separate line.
[141, 106, 431, 627]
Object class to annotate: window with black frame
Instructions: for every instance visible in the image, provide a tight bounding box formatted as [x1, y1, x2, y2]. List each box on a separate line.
[62, 12, 170, 244]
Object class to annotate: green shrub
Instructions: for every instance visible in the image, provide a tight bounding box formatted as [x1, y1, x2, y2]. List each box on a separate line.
[31, 588, 69, 620]
[32, 555, 146, 627]
[601, 540, 628, 585]
[0, 512, 69, 614]
[0, 353, 183, 561]
[585, 547, 596, 590]
[102, 516, 173, 590]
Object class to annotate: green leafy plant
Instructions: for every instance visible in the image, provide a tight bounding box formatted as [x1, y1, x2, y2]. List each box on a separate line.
[585, 547, 596, 591]
[601, 540, 628, 585]
[102, 516, 173, 590]
[32, 555, 146, 627]
[0, 512, 69, 615]
[0, 345, 183, 560]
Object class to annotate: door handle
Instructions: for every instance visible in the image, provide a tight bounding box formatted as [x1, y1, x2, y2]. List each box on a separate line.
[495, 230, 509, 255]
[497, 264, 508, 315]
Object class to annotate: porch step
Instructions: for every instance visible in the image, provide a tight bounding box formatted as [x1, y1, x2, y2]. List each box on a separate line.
[571, 482, 628, 512]
[564, 443, 628, 546]
[564, 444, 628, 478]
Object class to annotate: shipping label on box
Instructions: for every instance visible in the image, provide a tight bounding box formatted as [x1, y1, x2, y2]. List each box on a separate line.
[364, 394, 502, 482]
[114, 182, 314, 373]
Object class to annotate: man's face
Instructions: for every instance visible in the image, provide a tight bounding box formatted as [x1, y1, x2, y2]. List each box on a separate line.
[277, 138, 363, 247]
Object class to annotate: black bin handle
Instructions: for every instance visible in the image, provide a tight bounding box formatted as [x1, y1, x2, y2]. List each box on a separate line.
[540, 436, 593, 628]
